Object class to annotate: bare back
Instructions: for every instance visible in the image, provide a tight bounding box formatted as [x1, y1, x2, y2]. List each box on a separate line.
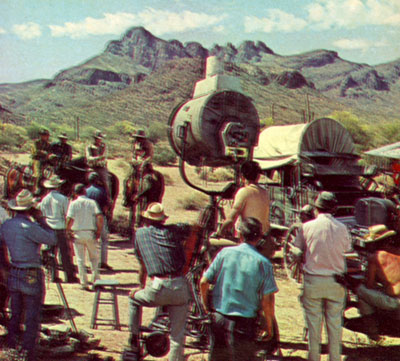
[374, 250, 400, 296]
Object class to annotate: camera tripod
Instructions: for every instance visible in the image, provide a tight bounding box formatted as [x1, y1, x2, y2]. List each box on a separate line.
[43, 252, 78, 334]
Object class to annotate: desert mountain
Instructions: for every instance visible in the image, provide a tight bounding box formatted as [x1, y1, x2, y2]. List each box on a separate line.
[0, 26, 399, 129]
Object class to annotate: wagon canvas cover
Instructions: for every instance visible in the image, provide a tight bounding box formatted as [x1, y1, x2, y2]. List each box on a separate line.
[254, 117, 357, 171]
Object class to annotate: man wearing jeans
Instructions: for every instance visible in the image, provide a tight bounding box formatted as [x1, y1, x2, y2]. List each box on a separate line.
[294, 191, 352, 361]
[66, 184, 103, 291]
[0, 189, 56, 361]
[128, 202, 191, 361]
[200, 217, 278, 361]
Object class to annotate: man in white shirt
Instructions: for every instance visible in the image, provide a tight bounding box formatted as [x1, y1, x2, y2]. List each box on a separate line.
[294, 191, 352, 361]
[66, 183, 103, 290]
[39, 175, 77, 283]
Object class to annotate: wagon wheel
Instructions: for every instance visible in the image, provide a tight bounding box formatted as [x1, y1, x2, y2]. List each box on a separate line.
[283, 223, 303, 284]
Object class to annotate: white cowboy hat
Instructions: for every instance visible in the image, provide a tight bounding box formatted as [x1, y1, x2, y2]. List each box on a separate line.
[8, 189, 37, 211]
[43, 175, 66, 189]
[142, 202, 168, 221]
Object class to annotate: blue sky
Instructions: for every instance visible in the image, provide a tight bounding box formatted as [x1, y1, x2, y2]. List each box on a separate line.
[1, 0, 399, 83]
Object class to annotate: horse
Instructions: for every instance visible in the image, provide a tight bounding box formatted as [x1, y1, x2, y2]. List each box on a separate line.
[4, 157, 119, 221]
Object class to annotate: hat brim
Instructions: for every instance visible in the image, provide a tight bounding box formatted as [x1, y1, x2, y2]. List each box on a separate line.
[7, 199, 33, 211]
[141, 211, 168, 221]
[43, 180, 65, 188]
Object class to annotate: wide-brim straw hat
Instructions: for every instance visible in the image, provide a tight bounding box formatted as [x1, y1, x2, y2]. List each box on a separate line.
[8, 189, 37, 210]
[43, 175, 66, 189]
[142, 202, 168, 221]
[58, 133, 68, 139]
[94, 130, 105, 139]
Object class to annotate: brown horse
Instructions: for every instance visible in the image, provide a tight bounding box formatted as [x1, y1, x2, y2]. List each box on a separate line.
[4, 164, 35, 199]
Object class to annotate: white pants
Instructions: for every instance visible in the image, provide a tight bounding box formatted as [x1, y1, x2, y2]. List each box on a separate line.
[302, 274, 346, 361]
[73, 231, 100, 286]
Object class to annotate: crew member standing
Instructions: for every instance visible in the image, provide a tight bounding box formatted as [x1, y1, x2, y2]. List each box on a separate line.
[66, 184, 103, 291]
[0, 189, 56, 361]
[200, 217, 278, 361]
[293, 191, 352, 361]
[39, 175, 77, 283]
[86, 172, 112, 271]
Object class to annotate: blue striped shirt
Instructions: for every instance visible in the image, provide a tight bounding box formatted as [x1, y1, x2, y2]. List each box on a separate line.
[135, 223, 191, 277]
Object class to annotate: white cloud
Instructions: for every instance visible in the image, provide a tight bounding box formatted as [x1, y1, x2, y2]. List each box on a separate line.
[12, 22, 42, 40]
[244, 9, 307, 33]
[333, 37, 388, 50]
[49, 8, 226, 38]
[0, 27, 6, 35]
[307, 0, 400, 29]
[213, 25, 225, 33]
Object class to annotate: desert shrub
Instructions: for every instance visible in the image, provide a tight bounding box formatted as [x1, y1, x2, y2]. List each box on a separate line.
[0, 124, 28, 150]
[26, 121, 45, 140]
[330, 111, 372, 149]
[109, 213, 131, 237]
[106, 120, 136, 138]
[198, 167, 234, 182]
[178, 192, 208, 211]
[48, 122, 75, 140]
[260, 116, 274, 129]
[79, 125, 98, 141]
[153, 145, 177, 166]
[147, 123, 167, 143]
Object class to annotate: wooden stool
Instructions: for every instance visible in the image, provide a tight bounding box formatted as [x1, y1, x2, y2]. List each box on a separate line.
[90, 279, 120, 330]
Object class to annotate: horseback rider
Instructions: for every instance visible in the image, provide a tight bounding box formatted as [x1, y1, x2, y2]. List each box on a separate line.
[51, 133, 72, 171]
[85, 130, 110, 201]
[31, 128, 51, 194]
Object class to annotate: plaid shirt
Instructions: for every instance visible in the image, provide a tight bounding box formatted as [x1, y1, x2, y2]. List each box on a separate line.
[135, 223, 191, 277]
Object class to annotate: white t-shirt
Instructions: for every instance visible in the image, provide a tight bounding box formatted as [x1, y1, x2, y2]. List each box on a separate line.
[67, 195, 101, 231]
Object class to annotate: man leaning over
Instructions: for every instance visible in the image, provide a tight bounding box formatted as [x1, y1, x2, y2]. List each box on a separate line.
[127, 202, 191, 361]
[200, 217, 278, 361]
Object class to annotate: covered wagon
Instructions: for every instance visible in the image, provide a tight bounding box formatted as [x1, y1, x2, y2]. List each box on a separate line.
[253, 117, 378, 227]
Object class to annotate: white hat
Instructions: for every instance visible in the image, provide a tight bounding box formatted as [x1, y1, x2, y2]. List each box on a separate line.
[142, 202, 168, 221]
[43, 175, 65, 189]
[8, 189, 37, 211]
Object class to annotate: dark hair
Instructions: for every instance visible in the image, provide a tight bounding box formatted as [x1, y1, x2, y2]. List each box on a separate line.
[240, 161, 261, 182]
[240, 217, 262, 243]
[74, 183, 86, 195]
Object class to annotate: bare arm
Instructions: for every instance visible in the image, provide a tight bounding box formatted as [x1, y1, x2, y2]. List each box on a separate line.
[95, 214, 104, 240]
[366, 252, 379, 289]
[260, 293, 275, 340]
[199, 276, 211, 313]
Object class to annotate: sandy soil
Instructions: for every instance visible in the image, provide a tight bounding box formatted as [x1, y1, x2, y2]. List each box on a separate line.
[2, 154, 400, 360]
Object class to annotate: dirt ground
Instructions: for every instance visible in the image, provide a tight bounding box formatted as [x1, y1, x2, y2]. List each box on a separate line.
[2, 154, 400, 360]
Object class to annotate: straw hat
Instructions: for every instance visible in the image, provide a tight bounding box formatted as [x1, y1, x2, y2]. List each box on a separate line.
[142, 202, 168, 221]
[58, 133, 68, 139]
[94, 130, 105, 139]
[132, 129, 147, 139]
[8, 189, 37, 210]
[43, 175, 65, 189]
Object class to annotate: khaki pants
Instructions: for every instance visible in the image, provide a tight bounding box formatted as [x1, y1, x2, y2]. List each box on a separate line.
[73, 231, 100, 286]
[302, 274, 346, 361]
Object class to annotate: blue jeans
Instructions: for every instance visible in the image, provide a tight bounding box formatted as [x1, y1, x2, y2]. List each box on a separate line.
[129, 276, 189, 361]
[209, 312, 257, 361]
[7, 267, 45, 361]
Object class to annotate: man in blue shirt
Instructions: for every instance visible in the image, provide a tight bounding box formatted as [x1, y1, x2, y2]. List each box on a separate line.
[200, 217, 278, 361]
[0, 189, 56, 361]
[128, 202, 191, 361]
[86, 171, 112, 271]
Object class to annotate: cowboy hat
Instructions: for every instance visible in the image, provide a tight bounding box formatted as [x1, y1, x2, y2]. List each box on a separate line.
[94, 130, 105, 139]
[314, 191, 337, 212]
[8, 189, 37, 210]
[58, 133, 68, 139]
[43, 175, 66, 189]
[142, 202, 168, 221]
[132, 129, 147, 138]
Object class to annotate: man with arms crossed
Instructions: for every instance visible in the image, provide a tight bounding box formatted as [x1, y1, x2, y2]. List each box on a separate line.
[200, 217, 278, 361]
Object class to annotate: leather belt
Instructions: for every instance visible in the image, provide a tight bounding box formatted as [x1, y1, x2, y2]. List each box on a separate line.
[152, 273, 182, 279]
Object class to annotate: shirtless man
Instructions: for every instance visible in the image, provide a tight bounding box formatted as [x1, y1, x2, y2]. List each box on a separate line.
[337, 238, 400, 339]
[219, 160, 269, 240]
